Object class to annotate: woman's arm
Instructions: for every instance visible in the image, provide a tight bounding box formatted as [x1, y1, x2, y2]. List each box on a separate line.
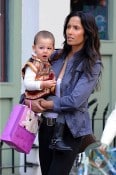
[41, 62, 101, 113]
[100, 106, 116, 146]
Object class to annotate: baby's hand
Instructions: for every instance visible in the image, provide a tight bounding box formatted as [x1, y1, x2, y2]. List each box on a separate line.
[41, 80, 56, 89]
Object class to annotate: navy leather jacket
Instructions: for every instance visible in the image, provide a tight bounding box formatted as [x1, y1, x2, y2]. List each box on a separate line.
[49, 50, 102, 138]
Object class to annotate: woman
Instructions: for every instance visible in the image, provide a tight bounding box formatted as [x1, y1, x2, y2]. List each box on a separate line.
[26, 11, 103, 175]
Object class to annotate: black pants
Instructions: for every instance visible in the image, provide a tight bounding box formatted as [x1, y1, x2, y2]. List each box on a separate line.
[39, 121, 82, 175]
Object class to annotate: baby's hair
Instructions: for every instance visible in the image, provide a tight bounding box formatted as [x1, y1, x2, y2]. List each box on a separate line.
[33, 30, 55, 46]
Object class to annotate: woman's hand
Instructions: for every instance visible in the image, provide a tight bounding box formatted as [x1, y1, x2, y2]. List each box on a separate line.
[40, 99, 54, 110]
[25, 98, 46, 113]
[99, 144, 108, 157]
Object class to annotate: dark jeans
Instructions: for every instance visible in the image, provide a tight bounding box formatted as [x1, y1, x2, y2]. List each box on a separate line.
[39, 121, 82, 175]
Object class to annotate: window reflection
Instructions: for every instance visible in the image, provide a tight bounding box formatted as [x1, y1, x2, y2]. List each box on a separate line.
[71, 0, 108, 40]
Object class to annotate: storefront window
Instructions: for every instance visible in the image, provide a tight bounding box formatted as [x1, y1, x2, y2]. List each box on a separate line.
[71, 0, 108, 40]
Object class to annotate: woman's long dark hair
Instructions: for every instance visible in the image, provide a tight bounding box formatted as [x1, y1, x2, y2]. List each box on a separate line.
[63, 11, 102, 76]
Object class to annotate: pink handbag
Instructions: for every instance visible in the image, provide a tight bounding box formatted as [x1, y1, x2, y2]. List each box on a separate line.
[0, 103, 39, 154]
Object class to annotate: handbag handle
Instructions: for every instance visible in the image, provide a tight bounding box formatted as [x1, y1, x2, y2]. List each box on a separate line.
[29, 100, 32, 110]
[19, 94, 33, 111]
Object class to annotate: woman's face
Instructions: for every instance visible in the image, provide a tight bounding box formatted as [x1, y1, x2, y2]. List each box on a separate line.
[66, 16, 85, 51]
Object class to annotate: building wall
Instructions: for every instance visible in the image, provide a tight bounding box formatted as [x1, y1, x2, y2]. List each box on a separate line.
[38, 0, 70, 48]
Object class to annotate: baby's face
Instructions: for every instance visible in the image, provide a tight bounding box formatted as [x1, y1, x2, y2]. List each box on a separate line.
[33, 37, 54, 62]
